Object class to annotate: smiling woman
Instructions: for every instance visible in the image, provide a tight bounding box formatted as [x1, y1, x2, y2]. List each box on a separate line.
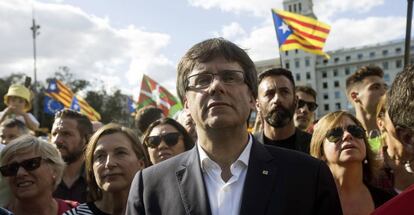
[0, 135, 78, 214]
[310, 111, 394, 215]
[64, 123, 149, 215]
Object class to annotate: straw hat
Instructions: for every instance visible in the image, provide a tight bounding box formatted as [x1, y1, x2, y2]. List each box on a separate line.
[4, 84, 32, 111]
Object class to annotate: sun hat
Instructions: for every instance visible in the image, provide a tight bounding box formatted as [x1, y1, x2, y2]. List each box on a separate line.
[4, 84, 32, 111]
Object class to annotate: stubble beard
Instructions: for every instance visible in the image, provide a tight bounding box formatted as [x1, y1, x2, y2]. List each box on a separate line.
[264, 105, 295, 128]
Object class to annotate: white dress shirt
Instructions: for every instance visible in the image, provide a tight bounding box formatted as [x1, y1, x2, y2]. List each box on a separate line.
[197, 135, 252, 215]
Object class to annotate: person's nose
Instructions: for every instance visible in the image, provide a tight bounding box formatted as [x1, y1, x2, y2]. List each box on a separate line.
[15, 165, 29, 177]
[105, 155, 117, 168]
[157, 139, 169, 149]
[207, 76, 226, 95]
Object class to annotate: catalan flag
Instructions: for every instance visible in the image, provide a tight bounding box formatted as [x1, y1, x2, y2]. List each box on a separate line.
[46, 79, 101, 121]
[137, 74, 182, 117]
[272, 9, 331, 58]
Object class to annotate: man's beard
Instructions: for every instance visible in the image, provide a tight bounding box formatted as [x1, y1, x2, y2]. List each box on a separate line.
[264, 104, 295, 128]
[63, 148, 84, 164]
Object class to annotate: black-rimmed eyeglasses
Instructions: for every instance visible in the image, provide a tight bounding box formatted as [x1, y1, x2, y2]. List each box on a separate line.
[185, 70, 245, 90]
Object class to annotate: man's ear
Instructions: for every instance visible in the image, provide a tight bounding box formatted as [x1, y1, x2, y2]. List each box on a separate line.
[396, 127, 414, 146]
[255, 99, 260, 111]
[350, 92, 360, 102]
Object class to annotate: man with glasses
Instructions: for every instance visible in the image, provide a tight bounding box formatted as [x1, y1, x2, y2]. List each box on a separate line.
[127, 38, 342, 214]
[255, 68, 312, 154]
[294, 85, 318, 132]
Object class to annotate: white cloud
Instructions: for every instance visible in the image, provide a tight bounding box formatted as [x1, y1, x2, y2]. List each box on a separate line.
[187, 0, 282, 17]
[0, 0, 174, 97]
[326, 16, 407, 51]
[314, 0, 384, 21]
[212, 22, 247, 39]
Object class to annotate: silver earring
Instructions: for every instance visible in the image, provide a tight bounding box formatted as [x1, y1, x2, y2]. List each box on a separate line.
[364, 159, 368, 164]
[405, 160, 414, 173]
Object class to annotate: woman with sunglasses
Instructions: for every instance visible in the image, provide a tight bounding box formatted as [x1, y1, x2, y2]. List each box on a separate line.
[65, 123, 149, 215]
[143, 118, 195, 165]
[0, 135, 78, 214]
[310, 111, 394, 215]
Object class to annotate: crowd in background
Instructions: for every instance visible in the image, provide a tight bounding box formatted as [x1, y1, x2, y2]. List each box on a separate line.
[0, 37, 413, 215]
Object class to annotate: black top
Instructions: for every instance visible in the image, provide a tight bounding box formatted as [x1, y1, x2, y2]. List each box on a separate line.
[255, 128, 312, 154]
[366, 183, 396, 208]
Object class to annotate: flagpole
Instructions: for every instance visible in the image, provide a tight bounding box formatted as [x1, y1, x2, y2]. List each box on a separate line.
[404, 0, 413, 68]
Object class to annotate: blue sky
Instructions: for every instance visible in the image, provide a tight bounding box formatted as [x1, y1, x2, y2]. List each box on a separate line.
[0, 0, 409, 99]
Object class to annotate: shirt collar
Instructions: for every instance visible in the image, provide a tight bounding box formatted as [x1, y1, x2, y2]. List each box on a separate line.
[198, 134, 253, 172]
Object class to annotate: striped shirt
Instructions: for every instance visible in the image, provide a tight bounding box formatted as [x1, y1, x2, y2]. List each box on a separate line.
[63, 202, 109, 215]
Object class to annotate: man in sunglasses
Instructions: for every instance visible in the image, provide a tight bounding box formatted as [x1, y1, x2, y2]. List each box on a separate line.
[51, 109, 93, 203]
[127, 38, 342, 215]
[255, 68, 312, 154]
[372, 67, 414, 214]
[294, 86, 318, 132]
[346, 65, 387, 152]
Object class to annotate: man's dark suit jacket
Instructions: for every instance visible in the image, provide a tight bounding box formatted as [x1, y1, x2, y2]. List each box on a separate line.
[126, 137, 342, 215]
[255, 128, 311, 154]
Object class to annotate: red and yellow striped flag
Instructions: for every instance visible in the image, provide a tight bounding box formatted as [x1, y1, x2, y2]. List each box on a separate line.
[272, 9, 331, 58]
[46, 79, 101, 121]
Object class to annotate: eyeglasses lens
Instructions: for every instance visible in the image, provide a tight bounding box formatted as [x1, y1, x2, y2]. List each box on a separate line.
[0, 157, 42, 177]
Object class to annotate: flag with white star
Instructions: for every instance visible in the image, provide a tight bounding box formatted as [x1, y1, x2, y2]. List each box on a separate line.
[271, 9, 331, 58]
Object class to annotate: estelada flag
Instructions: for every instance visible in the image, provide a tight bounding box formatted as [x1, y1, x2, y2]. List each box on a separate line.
[137, 74, 182, 117]
[46, 79, 101, 121]
[272, 9, 331, 58]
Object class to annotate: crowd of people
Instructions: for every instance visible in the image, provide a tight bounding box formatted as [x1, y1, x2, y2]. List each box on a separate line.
[0, 37, 413, 215]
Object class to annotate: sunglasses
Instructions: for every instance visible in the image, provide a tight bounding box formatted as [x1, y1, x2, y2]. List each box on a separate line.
[0, 157, 43, 177]
[326, 125, 366, 143]
[297, 99, 318, 111]
[146, 132, 181, 148]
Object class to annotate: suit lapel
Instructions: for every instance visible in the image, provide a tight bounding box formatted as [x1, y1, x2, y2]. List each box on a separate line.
[176, 147, 211, 215]
[240, 138, 279, 215]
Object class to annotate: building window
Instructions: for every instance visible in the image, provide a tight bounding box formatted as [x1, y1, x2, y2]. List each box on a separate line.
[285, 62, 290, 69]
[334, 57, 339, 63]
[322, 71, 327, 78]
[396, 59, 402, 68]
[335, 91, 341, 99]
[382, 50, 388, 56]
[295, 49, 298, 54]
[333, 69, 338, 77]
[346, 56, 351, 61]
[334, 81, 340, 87]
[336, 103, 341, 110]
[369, 52, 375, 58]
[288, 5, 292, 12]
[323, 93, 329, 99]
[323, 82, 328, 89]
[396, 47, 402, 53]
[323, 59, 328, 64]
[382, 61, 389, 70]
[296, 73, 301, 81]
[295, 60, 300, 68]
[305, 58, 310, 67]
[293, 4, 297, 12]
[324, 104, 330, 111]
[357, 53, 363, 60]
[285, 51, 289, 56]
[384, 73, 390, 83]
[298, 3, 302, 11]
[306, 72, 311, 80]
[345, 67, 350, 75]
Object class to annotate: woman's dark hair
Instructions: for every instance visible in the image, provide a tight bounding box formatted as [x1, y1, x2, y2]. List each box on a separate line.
[142, 118, 195, 165]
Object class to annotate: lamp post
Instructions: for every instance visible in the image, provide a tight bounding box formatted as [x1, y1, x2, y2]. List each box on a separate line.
[404, 0, 413, 68]
[30, 18, 40, 119]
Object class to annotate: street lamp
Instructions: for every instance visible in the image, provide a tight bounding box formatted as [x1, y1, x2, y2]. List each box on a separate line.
[30, 17, 40, 119]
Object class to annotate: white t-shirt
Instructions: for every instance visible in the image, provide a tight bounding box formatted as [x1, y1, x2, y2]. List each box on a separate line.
[0, 111, 40, 127]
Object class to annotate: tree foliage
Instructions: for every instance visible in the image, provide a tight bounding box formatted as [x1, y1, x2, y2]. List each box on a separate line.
[0, 67, 135, 132]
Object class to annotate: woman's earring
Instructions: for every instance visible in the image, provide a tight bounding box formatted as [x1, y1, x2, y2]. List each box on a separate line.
[364, 159, 368, 164]
[405, 160, 414, 173]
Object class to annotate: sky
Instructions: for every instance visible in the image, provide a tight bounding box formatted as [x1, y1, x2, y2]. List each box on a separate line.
[0, 0, 409, 99]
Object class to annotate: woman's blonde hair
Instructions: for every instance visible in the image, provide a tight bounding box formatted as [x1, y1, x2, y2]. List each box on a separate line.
[0, 135, 66, 189]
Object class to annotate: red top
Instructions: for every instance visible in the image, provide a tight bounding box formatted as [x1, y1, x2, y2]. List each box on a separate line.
[372, 184, 414, 215]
